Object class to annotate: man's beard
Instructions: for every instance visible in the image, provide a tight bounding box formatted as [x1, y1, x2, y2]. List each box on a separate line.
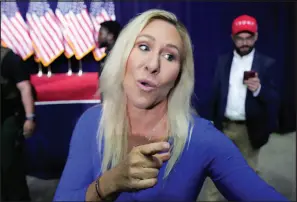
[99, 41, 109, 48]
[235, 45, 254, 56]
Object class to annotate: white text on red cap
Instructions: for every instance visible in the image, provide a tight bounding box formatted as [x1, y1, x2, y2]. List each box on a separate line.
[235, 20, 255, 26]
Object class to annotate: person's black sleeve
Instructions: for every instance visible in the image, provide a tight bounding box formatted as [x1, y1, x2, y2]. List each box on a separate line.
[5, 51, 30, 83]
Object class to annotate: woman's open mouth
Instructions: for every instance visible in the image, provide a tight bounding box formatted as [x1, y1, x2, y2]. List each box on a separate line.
[137, 80, 157, 92]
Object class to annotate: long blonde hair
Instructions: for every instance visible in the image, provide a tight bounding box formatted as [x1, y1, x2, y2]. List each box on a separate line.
[98, 9, 195, 178]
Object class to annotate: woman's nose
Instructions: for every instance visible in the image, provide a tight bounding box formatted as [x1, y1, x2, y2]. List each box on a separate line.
[145, 53, 160, 74]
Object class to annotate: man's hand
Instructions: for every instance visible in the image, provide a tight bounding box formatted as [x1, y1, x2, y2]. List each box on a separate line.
[23, 120, 35, 139]
[244, 73, 261, 92]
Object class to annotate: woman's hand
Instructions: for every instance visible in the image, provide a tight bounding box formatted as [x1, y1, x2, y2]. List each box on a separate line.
[112, 141, 171, 192]
[86, 142, 171, 201]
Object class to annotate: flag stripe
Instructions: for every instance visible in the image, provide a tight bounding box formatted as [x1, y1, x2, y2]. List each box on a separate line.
[55, 9, 74, 58]
[1, 2, 33, 60]
[1, 29, 18, 54]
[56, 2, 97, 60]
[32, 13, 58, 56]
[96, 15, 105, 24]
[81, 9, 95, 42]
[40, 16, 61, 54]
[46, 11, 63, 40]
[93, 47, 106, 60]
[69, 14, 90, 55]
[40, 15, 64, 52]
[1, 24, 24, 57]
[69, 11, 92, 49]
[62, 17, 83, 56]
[14, 13, 33, 48]
[65, 2, 96, 59]
[2, 15, 31, 56]
[15, 12, 28, 31]
[77, 12, 94, 44]
[30, 13, 56, 58]
[27, 14, 52, 61]
[65, 13, 86, 56]
[2, 18, 28, 57]
[82, 9, 94, 33]
[55, 9, 68, 27]
[29, 28, 50, 63]
[4, 17, 31, 54]
[32, 39, 42, 63]
[27, 1, 65, 66]
[90, 1, 116, 61]
[91, 16, 100, 35]
[63, 34, 74, 57]
[101, 9, 111, 21]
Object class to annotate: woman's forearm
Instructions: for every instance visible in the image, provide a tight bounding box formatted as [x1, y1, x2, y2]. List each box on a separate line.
[17, 81, 35, 116]
[86, 169, 120, 201]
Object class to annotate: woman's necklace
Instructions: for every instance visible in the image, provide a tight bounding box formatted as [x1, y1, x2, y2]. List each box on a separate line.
[145, 113, 167, 141]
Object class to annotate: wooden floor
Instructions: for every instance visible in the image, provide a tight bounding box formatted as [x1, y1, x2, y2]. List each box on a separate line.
[27, 132, 296, 201]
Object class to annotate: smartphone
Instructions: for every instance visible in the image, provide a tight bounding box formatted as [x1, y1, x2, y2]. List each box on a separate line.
[243, 71, 256, 81]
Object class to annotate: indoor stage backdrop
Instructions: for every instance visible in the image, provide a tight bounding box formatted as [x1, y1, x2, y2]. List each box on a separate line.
[3, 1, 295, 132]
[3, 1, 295, 179]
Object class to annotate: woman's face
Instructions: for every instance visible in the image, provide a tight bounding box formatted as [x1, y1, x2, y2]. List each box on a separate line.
[123, 19, 183, 109]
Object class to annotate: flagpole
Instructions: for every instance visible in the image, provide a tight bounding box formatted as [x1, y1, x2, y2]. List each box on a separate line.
[67, 59, 72, 76]
[47, 65, 52, 78]
[78, 59, 83, 76]
[37, 62, 43, 77]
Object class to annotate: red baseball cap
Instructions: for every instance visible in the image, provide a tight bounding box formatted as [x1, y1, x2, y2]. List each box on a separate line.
[232, 15, 258, 35]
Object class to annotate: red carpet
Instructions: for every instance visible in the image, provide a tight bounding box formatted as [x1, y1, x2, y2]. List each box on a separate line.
[30, 73, 100, 101]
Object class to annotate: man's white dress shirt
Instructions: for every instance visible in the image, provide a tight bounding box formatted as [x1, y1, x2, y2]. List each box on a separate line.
[225, 49, 261, 121]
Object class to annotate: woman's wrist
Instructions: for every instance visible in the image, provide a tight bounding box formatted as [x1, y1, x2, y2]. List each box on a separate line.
[86, 169, 119, 201]
[98, 170, 118, 198]
[98, 169, 120, 200]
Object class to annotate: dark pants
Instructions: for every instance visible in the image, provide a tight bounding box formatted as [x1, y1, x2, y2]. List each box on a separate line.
[100, 93, 104, 103]
[1, 115, 31, 201]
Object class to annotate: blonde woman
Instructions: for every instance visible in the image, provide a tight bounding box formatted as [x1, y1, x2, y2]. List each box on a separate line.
[54, 9, 287, 201]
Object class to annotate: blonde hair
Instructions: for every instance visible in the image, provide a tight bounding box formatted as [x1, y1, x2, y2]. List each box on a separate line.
[98, 9, 195, 178]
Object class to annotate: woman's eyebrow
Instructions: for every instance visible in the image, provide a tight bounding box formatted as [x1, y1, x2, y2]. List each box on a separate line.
[137, 34, 181, 54]
[137, 34, 155, 41]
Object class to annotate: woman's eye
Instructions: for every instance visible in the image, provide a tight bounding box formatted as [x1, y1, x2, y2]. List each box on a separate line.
[139, 44, 150, 51]
[164, 54, 175, 62]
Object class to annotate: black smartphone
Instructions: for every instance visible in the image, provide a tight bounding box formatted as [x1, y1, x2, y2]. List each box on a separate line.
[243, 71, 256, 81]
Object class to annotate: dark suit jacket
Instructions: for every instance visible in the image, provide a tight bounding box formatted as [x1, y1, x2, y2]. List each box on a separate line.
[97, 54, 107, 78]
[97, 45, 113, 78]
[207, 50, 280, 149]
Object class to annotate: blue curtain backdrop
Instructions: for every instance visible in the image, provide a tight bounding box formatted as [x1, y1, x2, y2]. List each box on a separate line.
[14, 1, 295, 178]
[17, 1, 295, 133]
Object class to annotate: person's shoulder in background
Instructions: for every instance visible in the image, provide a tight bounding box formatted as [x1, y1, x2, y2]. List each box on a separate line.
[1, 49, 26, 81]
[1, 49, 17, 70]
[255, 50, 276, 66]
[2, 49, 21, 66]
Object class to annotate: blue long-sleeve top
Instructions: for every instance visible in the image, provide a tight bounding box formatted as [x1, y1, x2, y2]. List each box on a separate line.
[54, 105, 288, 201]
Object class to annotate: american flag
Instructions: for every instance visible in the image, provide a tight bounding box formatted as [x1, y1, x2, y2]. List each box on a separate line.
[34, 46, 41, 63]
[90, 1, 116, 61]
[26, 1, 64, 67]
[101, 1, 116, 21]
[1, 1, 33, 60]
[57, 2, 95, 60]
[55, 2, 74, 59]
